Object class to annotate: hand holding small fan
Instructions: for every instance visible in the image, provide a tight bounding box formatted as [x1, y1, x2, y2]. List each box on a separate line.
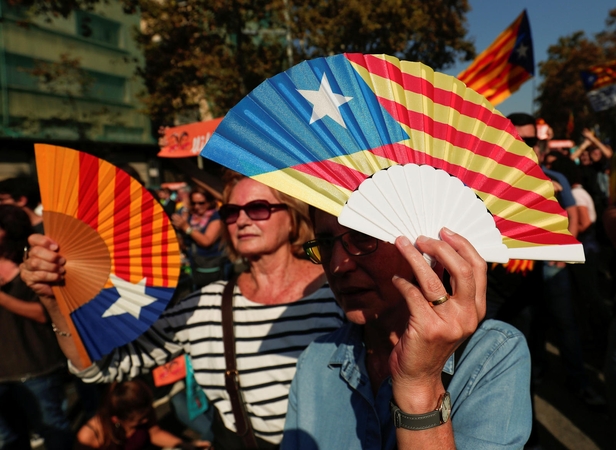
[34, 144, 181, 367]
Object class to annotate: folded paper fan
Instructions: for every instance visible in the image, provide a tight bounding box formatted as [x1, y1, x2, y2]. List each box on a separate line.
[201, 53, 584, 263]
[34, 144, 181, 367]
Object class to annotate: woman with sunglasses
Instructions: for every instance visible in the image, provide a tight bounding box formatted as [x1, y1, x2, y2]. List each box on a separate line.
[20, 172, 345, 450]
[171, 187, 226, 289]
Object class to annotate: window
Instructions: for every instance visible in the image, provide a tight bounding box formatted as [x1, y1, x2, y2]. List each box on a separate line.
[88, 72, 126, 103]
[76, 11, 121, 47]
[5, 53, 126, 103]
[0, 0, 27, 19]
[5, 54, 37, 90]
[104, 125, 145, 142]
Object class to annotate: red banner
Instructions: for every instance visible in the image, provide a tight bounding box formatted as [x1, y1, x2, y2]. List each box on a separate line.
[158, 118, 223, 158]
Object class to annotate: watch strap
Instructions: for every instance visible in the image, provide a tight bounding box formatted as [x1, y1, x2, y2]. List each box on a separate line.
[390, 392, 450, 431]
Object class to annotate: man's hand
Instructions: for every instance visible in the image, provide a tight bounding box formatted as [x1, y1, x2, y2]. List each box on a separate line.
[389, 228, 486, 406]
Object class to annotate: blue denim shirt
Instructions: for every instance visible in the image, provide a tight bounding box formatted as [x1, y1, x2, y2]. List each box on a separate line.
[282, 319, 531, 450]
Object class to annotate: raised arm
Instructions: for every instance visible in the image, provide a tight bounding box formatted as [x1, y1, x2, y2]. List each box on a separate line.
[388, 230, 486, 449]
[20, 234, 186, 377]
[20, 234, 88, 369]
[570, 138, 591, 161]
[0, 291, 47, 323]
[171, 213, 223, 248]
[389, 230, 530, 448]
[583, 128, 613, 159]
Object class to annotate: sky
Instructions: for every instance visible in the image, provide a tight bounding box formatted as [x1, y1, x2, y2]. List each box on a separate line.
[442, 0, 614, 117]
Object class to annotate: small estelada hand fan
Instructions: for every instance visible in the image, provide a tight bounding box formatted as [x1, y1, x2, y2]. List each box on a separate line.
[201, 53, 584, 264]
[34, 144, 181, 367]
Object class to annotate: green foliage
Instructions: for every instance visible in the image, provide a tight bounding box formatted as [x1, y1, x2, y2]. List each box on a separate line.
[292, 0, 474, 70]
[536, 8, 616, 144]
[11, 0, 475, 131]
[135, 0, 292, 125]
[136, 0, 475, 129]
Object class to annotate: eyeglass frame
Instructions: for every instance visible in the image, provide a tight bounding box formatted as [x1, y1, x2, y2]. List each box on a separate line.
[219, 199, 289, 225]
[303, 230, 379, 264]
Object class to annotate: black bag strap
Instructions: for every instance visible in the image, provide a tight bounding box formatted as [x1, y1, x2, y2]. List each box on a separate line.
[221, 276, 258, 449]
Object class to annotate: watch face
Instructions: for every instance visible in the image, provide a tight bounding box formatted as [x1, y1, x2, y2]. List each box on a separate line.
[441, 392, 452, 423]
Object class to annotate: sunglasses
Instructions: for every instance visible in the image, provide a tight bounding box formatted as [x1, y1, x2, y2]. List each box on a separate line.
[219, 200, 288, 224]
[303, 230, 378, 264]
[522, 136, 538, 148]
[191, 201, 207, 206]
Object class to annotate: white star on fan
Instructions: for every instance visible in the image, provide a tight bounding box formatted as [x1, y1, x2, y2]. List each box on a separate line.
[516, 43, 529, 59]
[102, 274, 157, 319]
[297, 73, 353, 128]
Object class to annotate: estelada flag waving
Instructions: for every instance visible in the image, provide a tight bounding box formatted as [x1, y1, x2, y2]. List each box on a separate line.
[458, 10, 534, 106]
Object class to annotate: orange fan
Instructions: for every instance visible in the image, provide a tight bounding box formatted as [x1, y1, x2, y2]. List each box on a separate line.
[34, 144, 181, 367]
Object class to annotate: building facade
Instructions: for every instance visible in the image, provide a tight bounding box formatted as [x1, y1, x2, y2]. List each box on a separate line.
[0, 0, 158, 183]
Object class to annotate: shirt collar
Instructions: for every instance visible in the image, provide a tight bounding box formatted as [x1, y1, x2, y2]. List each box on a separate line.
[328, 323, 456, 381]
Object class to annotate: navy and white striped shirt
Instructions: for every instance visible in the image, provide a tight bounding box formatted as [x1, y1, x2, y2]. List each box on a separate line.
[74, 280, 345, 444]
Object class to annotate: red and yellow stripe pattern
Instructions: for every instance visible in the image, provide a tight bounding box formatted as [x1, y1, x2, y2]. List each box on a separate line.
[457, 10, 534, 106]
[255, 54, 576, 252]
[36, 145, 179, 300]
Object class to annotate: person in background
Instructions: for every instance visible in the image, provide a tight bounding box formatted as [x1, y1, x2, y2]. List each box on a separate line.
[0, 176, 44, 233]
[157, 187, 177, 217]
[570, 128, 611, 243]
[602, 154, 616, 449]
[174, 185, 191, 215]
[171, 186, 227, 289]
[570, 128, 613, 165]
[545, 151, 611, 348]
[0, 205, 72, 450]
[508, 115, 604, 410]
[75, 379, 210, 450]
[20, 172, 346, 449]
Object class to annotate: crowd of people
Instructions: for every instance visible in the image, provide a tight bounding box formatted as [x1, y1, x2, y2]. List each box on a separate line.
[485, 114, 615, 449]
[0, 111, 614, 450]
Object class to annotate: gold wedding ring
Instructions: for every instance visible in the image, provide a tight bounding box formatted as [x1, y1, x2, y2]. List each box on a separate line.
[429, 294, 450, 306]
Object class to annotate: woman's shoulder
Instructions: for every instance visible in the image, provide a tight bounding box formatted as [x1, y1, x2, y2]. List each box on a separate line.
[164, 280, 229, 313]
[306, 284, 335, 299]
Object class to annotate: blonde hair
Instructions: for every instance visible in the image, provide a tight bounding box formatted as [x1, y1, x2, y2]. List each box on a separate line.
[221, 171, 314, 261]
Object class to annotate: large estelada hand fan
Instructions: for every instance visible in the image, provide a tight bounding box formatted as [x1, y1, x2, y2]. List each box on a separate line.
[201, 53, 584, 263]
[34, 144, 181, 367]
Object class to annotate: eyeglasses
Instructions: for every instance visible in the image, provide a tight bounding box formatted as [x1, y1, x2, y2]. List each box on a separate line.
[522, 136, 538, 148]
[219, 200, 288, 224]
[303, 230, 378, 264]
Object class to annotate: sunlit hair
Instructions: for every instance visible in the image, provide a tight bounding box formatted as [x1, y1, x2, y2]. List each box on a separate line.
[221, 170, 314, 261]
[98, 380, 154, 447]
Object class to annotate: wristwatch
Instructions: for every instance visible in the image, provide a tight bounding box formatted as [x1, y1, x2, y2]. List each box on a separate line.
[390, 392, 451, 431]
